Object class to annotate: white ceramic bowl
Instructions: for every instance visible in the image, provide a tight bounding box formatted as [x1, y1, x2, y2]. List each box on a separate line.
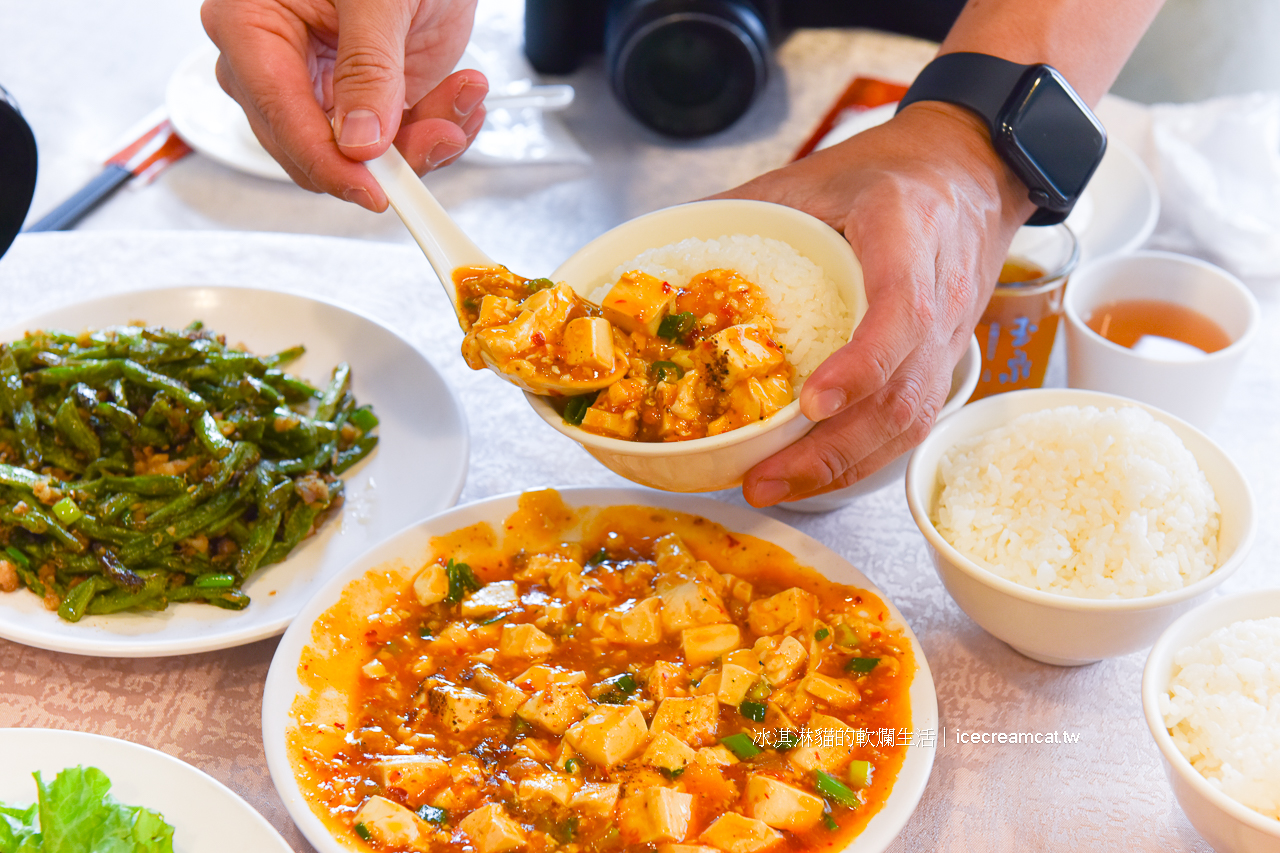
[263, 487, 937, 853]
[1143, 590, 1280, 852]
[904, 388, 1256, 666]
[785, 334, 981, 513]
[526, 199, 868, 492]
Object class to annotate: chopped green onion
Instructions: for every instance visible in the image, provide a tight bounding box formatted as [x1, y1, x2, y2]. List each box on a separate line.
[418, 805, 448, 824]
[443, 558, 482, 604]
[564, 758, 580, 774]
[3, 546, 29, 567]
[833, 622, 859, 648]
[814, 770, 859, 807]
[353, 822, 372, 841]
[587, 548, 608, 565]
[527, 277, 556, 292]
[480, 611, 512, 625]
[595, 671, 638, 704]
[512, 717, 533, 737]
[657, 311, 696, 341]
[552, 816, 578, 843]
[848, 759, 873, 789]
[51, 495, 83, 524]
[658, 766, 686, 780]
[821, 811, 839, 832]
[193, 572, 236, 589]
[720, 732, 762, 760]
[814, 627, 830, 641]
[418, 624, 433, 640]
[562, 393, 599, 427]
[739, 700, 767, 723]
[461, 297, 479, 311]
[774, 729, 800, 751]
[746, 678, 772, 702]
[649, 360, 684, 382]
[844, 657, 880, 675]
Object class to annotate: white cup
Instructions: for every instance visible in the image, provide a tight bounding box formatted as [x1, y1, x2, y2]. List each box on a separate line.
[1063, 251, 1259, 430]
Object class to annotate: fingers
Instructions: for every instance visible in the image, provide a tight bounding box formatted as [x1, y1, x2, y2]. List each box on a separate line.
[394, 68, 488, 173]
[331, 0, 416, 160]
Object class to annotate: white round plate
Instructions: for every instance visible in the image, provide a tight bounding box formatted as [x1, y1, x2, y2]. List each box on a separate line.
[0, 728, 293, 853]
[262, 487, 938, 853]
[813, 100, 1159, 262]
[0, 286, 468, 657]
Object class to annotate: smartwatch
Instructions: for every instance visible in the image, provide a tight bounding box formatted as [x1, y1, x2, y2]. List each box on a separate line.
[896, 52, 1107, 225]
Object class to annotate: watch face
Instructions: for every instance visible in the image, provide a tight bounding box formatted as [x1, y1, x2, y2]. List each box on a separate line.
[998, 67, 1106, 210]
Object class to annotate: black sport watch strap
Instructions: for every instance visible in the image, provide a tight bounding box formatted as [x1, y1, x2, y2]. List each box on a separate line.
[898, 52, 1028, 126]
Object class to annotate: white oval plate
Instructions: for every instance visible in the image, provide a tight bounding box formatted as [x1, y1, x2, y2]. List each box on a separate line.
[0, 286, 468, 657]
[262, 487, 939, 853]
[813, 100, 1159, 262]
[0, 728, 293, 853]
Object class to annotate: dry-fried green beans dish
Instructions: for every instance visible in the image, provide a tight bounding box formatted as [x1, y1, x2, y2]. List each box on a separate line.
[0, 321, 378, 621]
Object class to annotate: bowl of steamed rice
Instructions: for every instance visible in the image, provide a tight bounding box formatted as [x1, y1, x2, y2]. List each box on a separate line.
[526, 199, 867, 492]
[1143, 589, 1280, 852]
[905, 388, 1255, 666]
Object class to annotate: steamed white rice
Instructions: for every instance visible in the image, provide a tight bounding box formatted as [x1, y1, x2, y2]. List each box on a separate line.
[1163, 617, 1280, 820]
[933, 405, 1220, 598]
[594, 234, 851, 382]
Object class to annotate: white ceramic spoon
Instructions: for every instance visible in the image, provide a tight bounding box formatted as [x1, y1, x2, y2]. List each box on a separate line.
[364, 146, 625, 394]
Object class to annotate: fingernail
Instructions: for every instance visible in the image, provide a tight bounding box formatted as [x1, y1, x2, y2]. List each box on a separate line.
[337, 109, 382, 149]
[454, 82, 486, 116]
[426, 140, 464, 168]
[341, 186, 374, 209]
[460, 106, 486, 137]
[811, 389, 846, 420]
[752, 479, 791, 506]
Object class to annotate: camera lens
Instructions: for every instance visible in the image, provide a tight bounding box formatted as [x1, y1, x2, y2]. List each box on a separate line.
[0, 86, 38, 259]
[606, 0, 769, 138]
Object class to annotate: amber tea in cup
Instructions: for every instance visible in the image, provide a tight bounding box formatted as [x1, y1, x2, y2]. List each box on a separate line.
[970, 224, 1079, 401]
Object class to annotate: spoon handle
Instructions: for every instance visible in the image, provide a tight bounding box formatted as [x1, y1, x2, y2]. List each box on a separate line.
[365, 146, 493, 317]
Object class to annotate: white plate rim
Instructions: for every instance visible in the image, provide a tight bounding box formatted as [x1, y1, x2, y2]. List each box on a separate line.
[0, 284, 469, 657]
[261, 486, 939, 853]
[0, 727, 294, 853]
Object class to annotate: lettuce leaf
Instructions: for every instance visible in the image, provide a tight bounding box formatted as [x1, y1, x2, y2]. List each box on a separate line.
[0, 767, 174, 853]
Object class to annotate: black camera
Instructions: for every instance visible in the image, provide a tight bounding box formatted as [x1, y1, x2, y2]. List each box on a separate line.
[524, 0, 965, 138]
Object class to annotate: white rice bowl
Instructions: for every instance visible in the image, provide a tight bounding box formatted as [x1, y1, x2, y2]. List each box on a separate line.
[933, 404, 1221, 598]
[594, 234, 852, 384]
[1163, 616, 1280, 819]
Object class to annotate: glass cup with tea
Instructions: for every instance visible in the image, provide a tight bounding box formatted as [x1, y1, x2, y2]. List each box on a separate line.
[969, 223, 1079, 401]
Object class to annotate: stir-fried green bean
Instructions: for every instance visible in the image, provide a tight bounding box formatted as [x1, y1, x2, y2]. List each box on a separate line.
[0, 323, 379, 620]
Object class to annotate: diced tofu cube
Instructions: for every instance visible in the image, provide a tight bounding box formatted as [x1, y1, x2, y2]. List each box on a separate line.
[460, 580, 519, 617]
[661, 846, 721, 853]
[580, 406, 638, 439]
[788, 713, 857, 774]
[511, 665, 587, 691]
[620, 596, 664, 645]
[517, 772, 581, 807]
[695, 745, 739, 766]
[650, 696, 719, 746]
[499, 623, 556, 660]
[570, 782, 620, 815]
[369, 755, 449, 799]
[563, 316, 616, 371]
[748, 588, 816, 635]
[724, 649, 762, 674]
[660, 582, 730, 633]
[647, 661, 684, 701]
[682, 624, 741, 665]
[426, 682, 494, 733]
[727, 576, 754, 604]
[744, 776, 825, 831]
[717, 663, 758, 707]
[710, 377, 792, 434]
[601, 270, 677, 336]
[691, 671, 721, 697]
[458, 803, 526, 853]
[668, 372, 705, 422]
[475, 294, 521, 327]
[412, 564, 449, 606]
[516, 683, 591, 735]
[698, 813, 782, 853]
[476, 284, 576, 359]
[362, 658, 389, 679]
[353, 795, 430, 850]
[801, 674, 861, 708]
[703, 322, 786, 388]
[470, 665, 528, 717]
[642, 731, 697, 772]
[653, 533, 695, 575]
[619, 787, 694, 844]
[565, 705, 648, 766]
[762, 636, 808, 686]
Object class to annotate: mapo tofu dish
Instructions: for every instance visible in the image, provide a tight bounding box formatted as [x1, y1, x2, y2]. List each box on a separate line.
[455, 266, 794, 442]
[288, 491, 914, 853]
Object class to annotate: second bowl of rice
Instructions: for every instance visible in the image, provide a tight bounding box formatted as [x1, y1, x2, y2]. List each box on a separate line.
[526, 199, 867, 492]
[905, 388, 1255, 666]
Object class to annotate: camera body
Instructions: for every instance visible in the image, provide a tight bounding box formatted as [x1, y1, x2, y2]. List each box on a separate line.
[524, 0, 964, 138]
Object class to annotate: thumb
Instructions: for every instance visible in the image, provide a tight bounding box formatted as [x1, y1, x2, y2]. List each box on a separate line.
[331, 0, 413, 160]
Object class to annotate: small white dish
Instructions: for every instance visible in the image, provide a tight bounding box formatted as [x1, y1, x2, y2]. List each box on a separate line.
[784, 334, 980, 512]
[526, 198, 868, 492]
[0, 285, 468, 657]
[1143, 590, 1280, 853]
[904, 388, 1255, 666]
[1063, 250, 1260, 431]
[0, 728, 293, 852]
[262, 486, 939, 853]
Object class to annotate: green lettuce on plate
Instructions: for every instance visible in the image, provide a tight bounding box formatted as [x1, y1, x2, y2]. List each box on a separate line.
[0, 766, 174, 853]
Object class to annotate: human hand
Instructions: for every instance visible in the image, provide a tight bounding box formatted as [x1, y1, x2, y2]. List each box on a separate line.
[201, 0, 486, 211]
[718, 104, 1037, 506]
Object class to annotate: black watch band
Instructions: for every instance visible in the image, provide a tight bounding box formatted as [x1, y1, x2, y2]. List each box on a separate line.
[897, 52, 1107, 226]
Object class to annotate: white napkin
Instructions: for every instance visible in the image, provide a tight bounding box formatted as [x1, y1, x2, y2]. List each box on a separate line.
[1145, 92, 1280, 283]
